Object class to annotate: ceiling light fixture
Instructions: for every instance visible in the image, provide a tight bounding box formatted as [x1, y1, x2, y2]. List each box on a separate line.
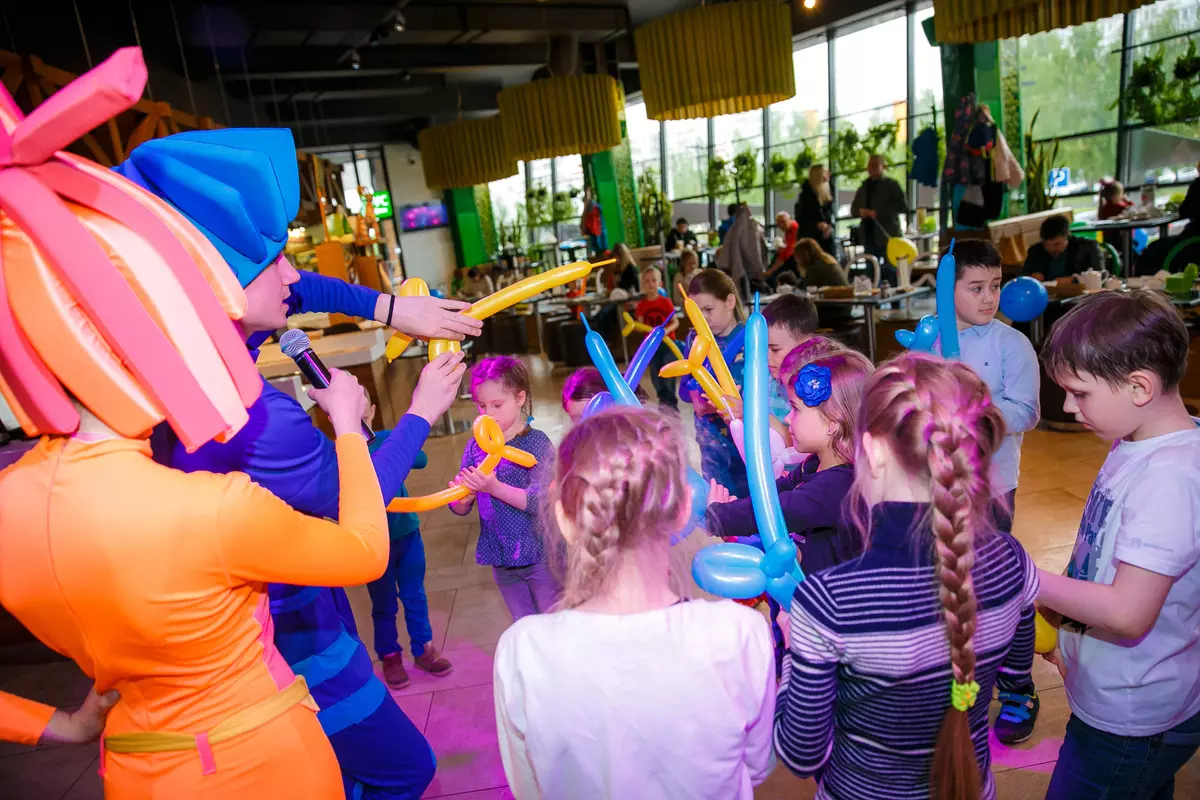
[803, 0, 817, 9]
[349, 50, 362, 70]
[392, 12, 406, 33]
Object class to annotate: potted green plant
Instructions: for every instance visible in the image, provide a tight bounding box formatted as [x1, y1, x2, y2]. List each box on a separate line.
[1022, 110, 1060, 215]
[793, 144, 817, 177]
[707, 155, 732, 199]
[731, 148, 758, 199]
[525, 184, 551, 228]
[1114, 40, 1200, 126]
[637, 169, 672, 245]
[767, 152, 793, 193]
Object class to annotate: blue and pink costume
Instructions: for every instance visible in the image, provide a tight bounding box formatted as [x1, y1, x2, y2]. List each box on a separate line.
[118, 129, 435, 800]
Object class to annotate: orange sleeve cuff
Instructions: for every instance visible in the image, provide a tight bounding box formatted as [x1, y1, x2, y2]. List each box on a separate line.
[0, 691, 55, 746]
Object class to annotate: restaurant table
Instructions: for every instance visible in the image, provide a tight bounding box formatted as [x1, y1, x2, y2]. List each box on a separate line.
[257, 327, 396, 428]
[761, 286, 932, 363]
[1071, 215, 1179, 277]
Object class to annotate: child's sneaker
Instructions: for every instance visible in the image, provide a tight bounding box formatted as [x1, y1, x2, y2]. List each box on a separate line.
[995, 687, 1040, 744]
[413, 646, 454, 678]
[380, 653, 410, 690]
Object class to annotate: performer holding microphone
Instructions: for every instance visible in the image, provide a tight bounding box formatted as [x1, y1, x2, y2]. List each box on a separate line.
[119, 129, 471, 800]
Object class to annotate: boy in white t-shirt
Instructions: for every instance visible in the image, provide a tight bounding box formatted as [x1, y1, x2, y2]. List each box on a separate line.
[1037, 290, 1200, 800]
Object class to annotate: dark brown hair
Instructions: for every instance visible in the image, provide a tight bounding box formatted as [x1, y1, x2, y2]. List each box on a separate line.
[1100, 181, 1124, 202]
[470, 356, 533, 417]
[687, 268, 746, 322]
[763, 293, 819, 339]
[946, 239, 1001, 280]
[1041, 289, 1189, 390]
[561, 366, 648, 409]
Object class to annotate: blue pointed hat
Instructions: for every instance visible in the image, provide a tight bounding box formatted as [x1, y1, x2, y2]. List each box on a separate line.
[115, 128, 299, 288]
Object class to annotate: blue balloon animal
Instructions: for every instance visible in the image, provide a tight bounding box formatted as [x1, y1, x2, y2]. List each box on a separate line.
[579, 317, 708, 543]
[895, 239, 960, 359]
[690, 295, 805, 607]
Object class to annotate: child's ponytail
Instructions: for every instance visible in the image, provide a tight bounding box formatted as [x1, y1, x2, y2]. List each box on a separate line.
[848, 352, 1005, 799]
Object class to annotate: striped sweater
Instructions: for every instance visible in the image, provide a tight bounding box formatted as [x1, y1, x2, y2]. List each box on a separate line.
[774, 502, 1038, 800]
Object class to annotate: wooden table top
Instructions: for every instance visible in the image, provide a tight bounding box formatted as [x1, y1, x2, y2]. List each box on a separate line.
[256, 328, 390, 380]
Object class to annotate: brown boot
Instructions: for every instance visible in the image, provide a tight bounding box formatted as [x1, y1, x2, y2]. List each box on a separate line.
[380, 653, 410, 690]
[413, 645, 454, 678]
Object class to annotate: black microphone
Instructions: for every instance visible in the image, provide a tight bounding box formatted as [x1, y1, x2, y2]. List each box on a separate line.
[279, 329, 375, 443]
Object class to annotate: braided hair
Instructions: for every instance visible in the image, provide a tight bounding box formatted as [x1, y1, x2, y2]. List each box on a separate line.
[848, 352, 1005, 800]
[548, 407, 691, 609]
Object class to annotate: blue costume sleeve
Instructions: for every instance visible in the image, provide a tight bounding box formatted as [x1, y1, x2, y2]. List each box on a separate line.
[170, 379, 430, 520]
[288, 270, 380, 320]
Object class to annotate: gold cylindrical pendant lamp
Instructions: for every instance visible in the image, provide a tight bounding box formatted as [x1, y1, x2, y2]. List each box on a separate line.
[635, 0, 795, 121]
[499, 74, 623, 162]
[418, 115, 517, 191]
[932, 0, 1157, 44]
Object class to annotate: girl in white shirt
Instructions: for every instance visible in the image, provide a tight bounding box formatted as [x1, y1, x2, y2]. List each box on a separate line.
[493, 407, 776, 800]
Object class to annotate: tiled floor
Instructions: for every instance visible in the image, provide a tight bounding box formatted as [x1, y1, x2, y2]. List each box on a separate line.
[2, 355, 1198, 799]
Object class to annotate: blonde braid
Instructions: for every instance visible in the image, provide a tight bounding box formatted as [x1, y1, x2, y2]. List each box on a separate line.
[553, 409, 690, 609]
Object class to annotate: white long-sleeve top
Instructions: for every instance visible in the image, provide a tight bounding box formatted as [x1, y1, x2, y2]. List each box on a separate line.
[493, 599, 777, 799]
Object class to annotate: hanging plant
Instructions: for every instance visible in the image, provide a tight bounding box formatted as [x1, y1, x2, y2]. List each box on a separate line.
[1023, 110, 1060, 215]
[793, 144, 817, 178]
[552, 190, 578, 223]
[525, 184, 551, 227]
[767, 152, 793, 193]
[637, 168, 672, 245]
[731, 148, 758, 197]
[1115, 41, 1200, 126]
[707, 155, 732, 199]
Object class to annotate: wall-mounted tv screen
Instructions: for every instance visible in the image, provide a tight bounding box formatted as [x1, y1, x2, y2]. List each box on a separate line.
[399, 201, 448, 232]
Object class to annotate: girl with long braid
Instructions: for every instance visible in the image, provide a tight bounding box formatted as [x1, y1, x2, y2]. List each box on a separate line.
[774, 352, 1039, 800]
[493, 407, 776, 799]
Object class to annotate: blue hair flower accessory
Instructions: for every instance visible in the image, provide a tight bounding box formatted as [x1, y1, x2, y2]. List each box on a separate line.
[794, 364, 832, 407]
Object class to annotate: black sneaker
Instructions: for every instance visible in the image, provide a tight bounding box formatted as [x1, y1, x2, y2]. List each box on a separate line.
[995, 688, 1040, 744]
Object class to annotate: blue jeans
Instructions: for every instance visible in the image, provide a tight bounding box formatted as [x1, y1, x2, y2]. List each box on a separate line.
[493, 562, 560, 620]
[649, 343, 678, 408]
[366, 533, 434, 659]
[1046, 710, 1200, 800]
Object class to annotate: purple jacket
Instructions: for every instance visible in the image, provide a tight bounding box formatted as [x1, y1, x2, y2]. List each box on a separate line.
[704, 457, 861, 575]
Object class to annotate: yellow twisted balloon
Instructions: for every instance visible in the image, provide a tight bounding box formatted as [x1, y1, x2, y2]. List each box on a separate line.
[680, 288, 741, 401]
[385, 259, 609, 362]
[658, 336, 731, 415]
[387, 415, 537, 512]
[621, 312, 684, 359]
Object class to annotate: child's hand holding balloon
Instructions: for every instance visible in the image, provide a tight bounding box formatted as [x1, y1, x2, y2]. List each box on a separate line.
[708, 480, 735, 505]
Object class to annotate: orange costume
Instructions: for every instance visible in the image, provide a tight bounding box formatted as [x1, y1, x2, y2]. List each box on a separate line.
[0, 49, 387, 797]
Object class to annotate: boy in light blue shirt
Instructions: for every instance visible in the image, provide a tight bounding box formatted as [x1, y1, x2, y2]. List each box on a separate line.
[940, 239, 1041, 744]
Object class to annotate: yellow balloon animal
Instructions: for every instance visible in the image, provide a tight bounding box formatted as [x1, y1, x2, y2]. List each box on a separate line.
[886, 237, 919, 268]
[658, 336, 732, 416]
[1034, 611, 1058, 655]
[387, 415, 537, 512]
[385, 259, 611, 362]
[679, 289, 740, 402]
[621, 312, 684, 360]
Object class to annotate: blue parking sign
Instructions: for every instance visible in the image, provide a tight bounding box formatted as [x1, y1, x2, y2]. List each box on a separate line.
[1048, 167, 1070, 189]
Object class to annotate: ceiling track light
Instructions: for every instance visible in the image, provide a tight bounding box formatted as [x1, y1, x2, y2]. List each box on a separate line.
[349, 49, 362, 70]
[392, 11, 407, 33]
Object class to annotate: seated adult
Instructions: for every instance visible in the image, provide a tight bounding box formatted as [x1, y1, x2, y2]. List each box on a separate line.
[665, 217, 699, 252]
[1022, 214, 1102, 280]
[764, 211, 800, 288]
[1136, 180, 1199, 274]
[119, 129, 476, 800]
[461, 267, 495, 299]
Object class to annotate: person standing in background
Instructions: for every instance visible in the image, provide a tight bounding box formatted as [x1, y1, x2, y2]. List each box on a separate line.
[795, 164, 836, 258]
[850, 155, 905, 286]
